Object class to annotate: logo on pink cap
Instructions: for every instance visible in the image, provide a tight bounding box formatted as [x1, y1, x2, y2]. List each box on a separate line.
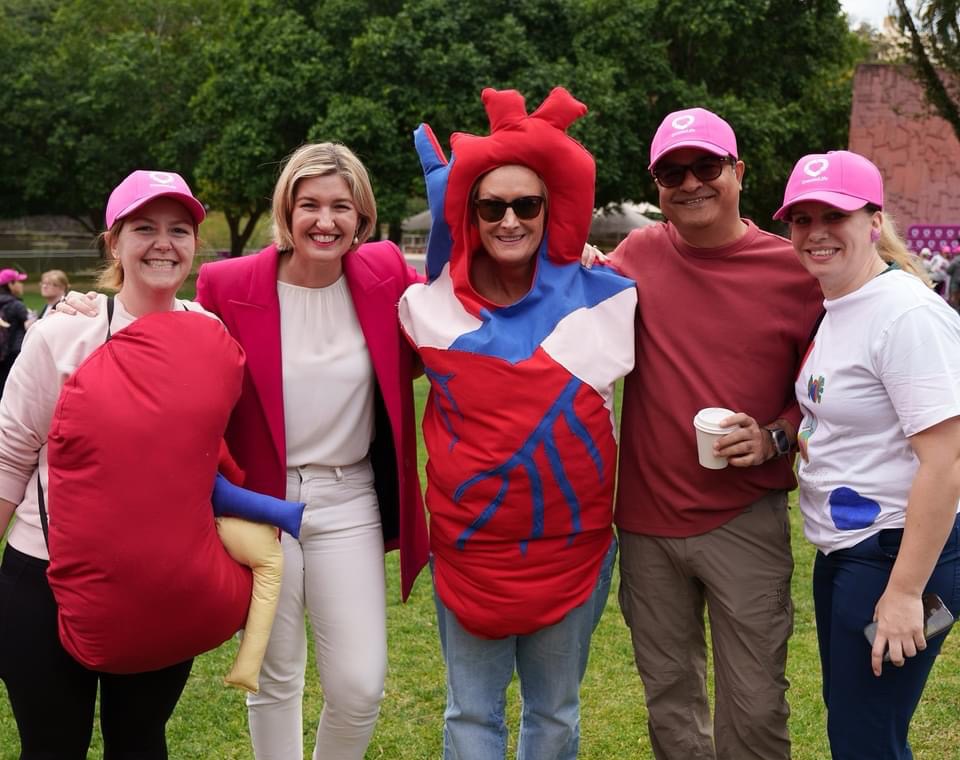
[803, 159, 829, 178]
[773, 150, 884, 221]
[146, 171, 178, 187]
[105, 170, 206, 229]
[648, 107, 739, 169]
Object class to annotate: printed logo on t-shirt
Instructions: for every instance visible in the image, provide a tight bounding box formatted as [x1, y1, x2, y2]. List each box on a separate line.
[807, 374, 825, 403]
[797, 416, 817, 463]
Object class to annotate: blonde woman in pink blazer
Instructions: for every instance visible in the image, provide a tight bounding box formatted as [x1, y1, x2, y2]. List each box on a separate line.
[195, 143, 428, 760]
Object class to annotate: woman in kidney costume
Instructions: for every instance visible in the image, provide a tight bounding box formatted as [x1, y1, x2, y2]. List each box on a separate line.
[54, 143, 430, 760]
[0, 170, 296, 758]
[399, 87, 637, 759]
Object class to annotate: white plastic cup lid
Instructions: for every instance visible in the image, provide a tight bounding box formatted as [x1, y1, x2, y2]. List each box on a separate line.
[694, 407, 735, 434]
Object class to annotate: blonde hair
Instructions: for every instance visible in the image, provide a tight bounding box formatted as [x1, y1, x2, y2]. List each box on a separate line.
[271, 143, 377, 252]
[96, 223, 125, 291]
[41, 269, 70, 291]
[870, 206, 932, 287]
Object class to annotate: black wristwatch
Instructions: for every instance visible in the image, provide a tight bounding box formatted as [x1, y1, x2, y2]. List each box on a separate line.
[765, 425, 790, 458]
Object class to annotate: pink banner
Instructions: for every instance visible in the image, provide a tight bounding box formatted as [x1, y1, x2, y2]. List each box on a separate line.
[906, 224, 960, 253]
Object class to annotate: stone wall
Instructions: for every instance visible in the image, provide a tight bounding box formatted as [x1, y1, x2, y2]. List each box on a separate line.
[849, 63, 960, 229]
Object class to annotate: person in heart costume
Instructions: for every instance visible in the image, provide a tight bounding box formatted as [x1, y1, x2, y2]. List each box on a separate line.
[399, 87, 636, 759]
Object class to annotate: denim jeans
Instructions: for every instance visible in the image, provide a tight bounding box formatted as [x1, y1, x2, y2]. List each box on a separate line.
[433, 536, 617, 760]
[813, 513, 960, 759]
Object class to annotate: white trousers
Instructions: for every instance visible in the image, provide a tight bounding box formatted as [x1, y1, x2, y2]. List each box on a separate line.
[247, 461, 387, 760]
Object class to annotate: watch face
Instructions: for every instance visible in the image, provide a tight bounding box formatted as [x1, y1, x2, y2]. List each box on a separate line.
[771, 427, 789, 456]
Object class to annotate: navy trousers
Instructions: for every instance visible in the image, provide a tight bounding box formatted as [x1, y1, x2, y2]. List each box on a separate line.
[813, 513, 960, 760]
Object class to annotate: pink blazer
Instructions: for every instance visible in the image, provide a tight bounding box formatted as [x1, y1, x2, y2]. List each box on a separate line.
[196, 242, 428, 600]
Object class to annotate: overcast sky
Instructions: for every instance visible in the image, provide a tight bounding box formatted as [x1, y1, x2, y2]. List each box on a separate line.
[840, 0, 894, 27]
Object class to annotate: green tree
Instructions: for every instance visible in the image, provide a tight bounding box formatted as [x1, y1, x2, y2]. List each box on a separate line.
[566, 0, 678, 206]
[188, 0, 331, 257]
[896, 0, 960, 141]
[572, 0, 866, 225]
[0, 0, 867, 244]
[0, 0, 60, 218]
[6, 0, 225, 232]
[332, 0, 865, 232]
[315, 0, 583, 239]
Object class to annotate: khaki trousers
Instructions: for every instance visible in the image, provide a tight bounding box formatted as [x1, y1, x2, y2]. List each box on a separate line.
[618, 490, 793, 760]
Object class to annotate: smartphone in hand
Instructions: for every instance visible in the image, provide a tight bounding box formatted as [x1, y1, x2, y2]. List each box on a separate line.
[863, 593, 955, 662]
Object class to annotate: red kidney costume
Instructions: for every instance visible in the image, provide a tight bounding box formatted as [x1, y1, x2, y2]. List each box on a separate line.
[46, 311, 254, 673]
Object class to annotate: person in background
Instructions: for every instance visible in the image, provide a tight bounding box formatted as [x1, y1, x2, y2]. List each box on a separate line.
[195, 142, 429, 760]
[0, 268, 30, 396]
[774, 149, 960, 760]
[926, 246, 949, 298]
[589, 107, 822, 760]
[33, 269, 70, 322]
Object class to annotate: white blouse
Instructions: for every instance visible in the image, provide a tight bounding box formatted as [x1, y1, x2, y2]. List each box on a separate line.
[278, 277, 375, 468]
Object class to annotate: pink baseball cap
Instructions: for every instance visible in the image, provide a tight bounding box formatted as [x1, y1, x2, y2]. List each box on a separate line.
[649, 107, 738, 169]
[773, 150, 883, 221]
[105, 170, 206, 228]
[0, 269, 27, 286]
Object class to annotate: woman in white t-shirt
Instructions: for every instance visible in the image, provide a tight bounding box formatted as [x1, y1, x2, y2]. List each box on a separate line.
[774, 150, 960, 760]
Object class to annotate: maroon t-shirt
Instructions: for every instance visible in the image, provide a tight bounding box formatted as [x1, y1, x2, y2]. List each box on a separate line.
[609, 220, 823, 537]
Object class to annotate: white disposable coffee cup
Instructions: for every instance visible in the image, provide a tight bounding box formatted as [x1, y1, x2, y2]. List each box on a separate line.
[693, 407, 735, 469]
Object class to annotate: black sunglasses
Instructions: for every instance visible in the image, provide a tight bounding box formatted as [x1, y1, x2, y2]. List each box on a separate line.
[474, 195, 545, 223]
[651, 155, 735, 188]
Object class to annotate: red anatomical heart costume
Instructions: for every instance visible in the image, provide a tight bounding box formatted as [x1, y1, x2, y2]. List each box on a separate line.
[399, 87, 636, 638]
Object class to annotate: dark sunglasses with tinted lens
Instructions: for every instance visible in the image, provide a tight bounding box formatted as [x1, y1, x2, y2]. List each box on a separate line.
[474, 195, 545, 223]
[652, 155, 735, 188]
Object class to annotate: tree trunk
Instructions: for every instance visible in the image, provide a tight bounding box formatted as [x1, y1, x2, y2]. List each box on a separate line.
[225, 206, 265, 258]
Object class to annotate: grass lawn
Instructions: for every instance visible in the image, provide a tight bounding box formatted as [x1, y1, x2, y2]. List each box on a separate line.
[2, 379, 959, 758]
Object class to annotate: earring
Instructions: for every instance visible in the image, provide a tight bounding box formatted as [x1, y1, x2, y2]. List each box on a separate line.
[353, 234, 360, 245]
[870, 229, 880, 243]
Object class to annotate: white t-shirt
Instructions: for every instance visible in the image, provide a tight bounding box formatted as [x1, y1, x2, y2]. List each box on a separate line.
[278, 277, 374, 468]
[796, 269, 960, 553]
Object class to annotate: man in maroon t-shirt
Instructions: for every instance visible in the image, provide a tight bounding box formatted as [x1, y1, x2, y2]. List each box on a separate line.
[607, 108, 822, 760]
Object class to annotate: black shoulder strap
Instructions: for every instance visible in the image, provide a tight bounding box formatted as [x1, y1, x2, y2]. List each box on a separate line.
[39, 295, 116, 548]
[808, 308, 826, 345]
[37, 470, 49, 547]
[105, 295, 115, 341]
